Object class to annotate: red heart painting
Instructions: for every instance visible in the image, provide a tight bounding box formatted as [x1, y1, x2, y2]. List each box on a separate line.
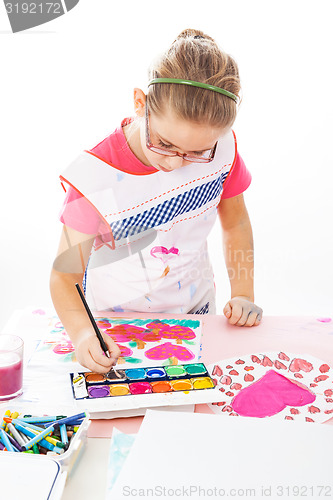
[231, 370, 316, 418]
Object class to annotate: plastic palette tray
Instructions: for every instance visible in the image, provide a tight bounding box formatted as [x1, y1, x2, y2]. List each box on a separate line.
[70, 363, 225, 412]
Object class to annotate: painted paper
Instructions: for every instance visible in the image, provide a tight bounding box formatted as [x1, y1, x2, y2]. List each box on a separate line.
[31, 316, 202, 369]
[208, 352, 333, 423]
[106, 429, 136, 495]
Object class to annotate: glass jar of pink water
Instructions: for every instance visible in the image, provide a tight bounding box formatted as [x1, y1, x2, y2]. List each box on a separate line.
[0, 335, 23, 400]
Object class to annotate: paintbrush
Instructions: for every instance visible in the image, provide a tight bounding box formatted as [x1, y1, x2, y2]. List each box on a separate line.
[75, 283, 121, 377]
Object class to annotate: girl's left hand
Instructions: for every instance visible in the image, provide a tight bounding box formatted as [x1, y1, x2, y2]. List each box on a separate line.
[223, 296, 263, 327]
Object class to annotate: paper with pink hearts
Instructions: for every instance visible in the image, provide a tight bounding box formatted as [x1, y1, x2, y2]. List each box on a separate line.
[29, 316, 203, 370]
[208, 352, 333, 423]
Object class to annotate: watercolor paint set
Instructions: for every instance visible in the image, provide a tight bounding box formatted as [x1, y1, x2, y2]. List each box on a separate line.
[70, 362, 225, 413]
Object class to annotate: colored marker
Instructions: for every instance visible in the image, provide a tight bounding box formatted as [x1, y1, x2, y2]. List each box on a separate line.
[1, 410, 11, 430]
[22, 430, 55, 451]
[60, 424, 68, 445]
[0, 428, 15, 452]
[18, 415, 66, 424]
[15, 420, 66, 448]
[47, 412, 86, 428]
[18, 430, 30, 444]
[7, 423, 26, 448]
[5, 417, 63, 446]
[37, 444, 48, 454]
[52, 445, 64, 454]
[7, 411, 19, 432]
[32, 444, 40, 454]
[16, 418, 59, 446]
[6, 431, 23, 452]
[12, 422, 54, 451]
[23, 430, 63, 453]
[0, 431, 20, 452]
[16, 430, 29, 444]
[35, 437, 57, 452]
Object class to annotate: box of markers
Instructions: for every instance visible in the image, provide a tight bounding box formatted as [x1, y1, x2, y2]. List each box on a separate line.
[0, 408, 90, 477]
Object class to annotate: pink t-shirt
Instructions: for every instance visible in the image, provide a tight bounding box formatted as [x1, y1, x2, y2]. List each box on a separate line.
[59, 119, 251, 235]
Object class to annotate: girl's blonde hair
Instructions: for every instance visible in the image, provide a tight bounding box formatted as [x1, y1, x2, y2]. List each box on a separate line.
[147, 29, 241, 129]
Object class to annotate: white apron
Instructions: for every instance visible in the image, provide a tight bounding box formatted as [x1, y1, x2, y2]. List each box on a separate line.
[60, 130, 237, 314]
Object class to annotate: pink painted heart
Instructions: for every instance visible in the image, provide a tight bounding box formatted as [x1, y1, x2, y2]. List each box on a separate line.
[150, 246, 179, 264]
[289, 358, 313, 373]
[53, 341, 75, 355]
[144, 342, 194, 361]
[117, 344, 133, 357]
[231, 370, 316, 418]
[146, 321, 196, 340]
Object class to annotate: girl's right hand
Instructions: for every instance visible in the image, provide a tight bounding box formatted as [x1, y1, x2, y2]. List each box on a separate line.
[74, 329, 121, 373]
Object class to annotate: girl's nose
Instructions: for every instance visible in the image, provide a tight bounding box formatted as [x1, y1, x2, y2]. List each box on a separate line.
[164, 155, 187, 170]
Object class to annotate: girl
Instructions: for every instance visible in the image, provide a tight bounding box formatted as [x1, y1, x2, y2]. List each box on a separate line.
[50, 29, 263, 373]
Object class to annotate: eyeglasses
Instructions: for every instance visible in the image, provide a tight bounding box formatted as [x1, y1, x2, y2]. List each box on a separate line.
[145, 105, 217, 163]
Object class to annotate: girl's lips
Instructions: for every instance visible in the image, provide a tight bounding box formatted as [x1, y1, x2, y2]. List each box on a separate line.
[157, 164, 171, 172]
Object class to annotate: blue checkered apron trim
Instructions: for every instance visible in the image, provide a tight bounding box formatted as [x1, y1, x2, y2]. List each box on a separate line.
[194, 302, 210, 314]
[111, 172, 228, 241]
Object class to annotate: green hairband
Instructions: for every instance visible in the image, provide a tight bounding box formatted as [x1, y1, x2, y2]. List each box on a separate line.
[148, 78, 238, 103]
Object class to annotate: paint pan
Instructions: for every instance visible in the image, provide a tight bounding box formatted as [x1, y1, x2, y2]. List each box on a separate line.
[145, 367, 166, 380]
[105, 369, 127, 382]
[184, 363, 207, 376]
[191, 377, 215, 390]
[71, 362, 216, 400]
[129, 382, 152, 395]
[109, 384, 130, 396]
[84, 373, 106, 384]
[165, 365, 187, 378]
[171, 379, 193, 391]
[151, 381, 172, 393]
[88, 385, 110, 398]
[125, 368, 147, 381]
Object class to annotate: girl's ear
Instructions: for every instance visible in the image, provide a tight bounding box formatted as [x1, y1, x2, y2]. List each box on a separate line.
[133, 88, 146, 117]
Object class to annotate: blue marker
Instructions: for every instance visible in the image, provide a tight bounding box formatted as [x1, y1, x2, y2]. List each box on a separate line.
[19, 415, 66, 424]
[0, 428, 15, 452]
[12, 421, 63, 453]
[17, 421, 66, 449]
[46, 412, 86, 428]
[12, 421, 54, 451]
[60, 424, 68, 445]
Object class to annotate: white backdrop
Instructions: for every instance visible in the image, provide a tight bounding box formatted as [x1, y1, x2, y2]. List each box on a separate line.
[1, 0, 332, 331]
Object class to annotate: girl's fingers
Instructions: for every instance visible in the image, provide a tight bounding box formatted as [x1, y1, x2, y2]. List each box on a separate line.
[102, 334, 121, 364]
[83, 355, 112, 374]
[235, 308, 251, 326]
[254, 308, 263, 325]
[88, 337, 115, 369]
[225, 297, 263, 327]
[223, 303, 232, 318]
[228, 302, 243, 325]
[244, 310, 259, 327]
